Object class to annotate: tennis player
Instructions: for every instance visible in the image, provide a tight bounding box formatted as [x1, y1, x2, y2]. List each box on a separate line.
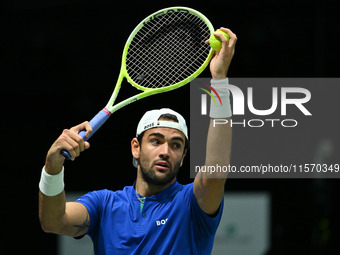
[39, 28, 237, 254]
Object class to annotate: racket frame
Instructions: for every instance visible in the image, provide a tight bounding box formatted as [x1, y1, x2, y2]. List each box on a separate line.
[61, 6, 214, 159]
[105, 6, 215, 114]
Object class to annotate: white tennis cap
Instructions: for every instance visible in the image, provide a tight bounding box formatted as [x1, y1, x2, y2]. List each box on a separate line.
[136, 108, 188, 139]
[133, 108, 188, 168]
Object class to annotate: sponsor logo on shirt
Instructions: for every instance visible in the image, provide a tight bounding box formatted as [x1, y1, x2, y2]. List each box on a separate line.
[156, 218, 168, 226]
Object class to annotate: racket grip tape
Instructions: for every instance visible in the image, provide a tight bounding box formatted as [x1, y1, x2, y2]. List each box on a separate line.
[60, 108, 111, 160]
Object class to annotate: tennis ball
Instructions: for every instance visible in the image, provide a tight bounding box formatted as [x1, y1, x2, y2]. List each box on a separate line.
[209, 29, 230, 52]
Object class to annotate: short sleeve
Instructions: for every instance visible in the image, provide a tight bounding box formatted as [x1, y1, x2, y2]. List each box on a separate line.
[188, 184, 224, 237]
[75, 189, 111, 237]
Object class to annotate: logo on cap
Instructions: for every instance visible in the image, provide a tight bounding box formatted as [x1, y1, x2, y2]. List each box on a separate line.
[144, 122, 155, 130]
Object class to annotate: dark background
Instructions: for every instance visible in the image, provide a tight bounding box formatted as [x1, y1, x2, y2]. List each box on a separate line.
[2, 0, 340, 254]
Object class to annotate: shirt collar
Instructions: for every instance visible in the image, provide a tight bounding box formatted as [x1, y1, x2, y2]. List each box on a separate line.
[132, 180, 182, 202]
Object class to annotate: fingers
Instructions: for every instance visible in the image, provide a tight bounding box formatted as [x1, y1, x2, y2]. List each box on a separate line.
[218, 27, 237, 52]
[212, 31, 229, 47]
[57, 130, 84, 160]
[84, 141, 91, 150]
[218, 28, 237, 42]
[208, 27, 237, 80]
[52, 121, 92, 161]
[70, 121, 93, 138]
[84, 122, 93, 138]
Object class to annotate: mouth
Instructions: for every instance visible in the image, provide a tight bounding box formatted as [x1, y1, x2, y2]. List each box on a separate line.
[154, 160, 170, 171]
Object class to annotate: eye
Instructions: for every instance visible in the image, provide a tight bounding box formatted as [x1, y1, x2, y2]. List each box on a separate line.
[150, 139, 160, 145]
[172, 143, 182, 150]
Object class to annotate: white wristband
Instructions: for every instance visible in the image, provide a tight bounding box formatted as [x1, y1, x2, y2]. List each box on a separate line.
[209, 78, 232, 118]
[39, 166, 65, 196]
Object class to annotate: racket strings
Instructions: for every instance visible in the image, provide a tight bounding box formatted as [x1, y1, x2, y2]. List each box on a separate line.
[140, 13, 207, 86]
[126, 11, 211, 89]
[129, 17, 188, 85]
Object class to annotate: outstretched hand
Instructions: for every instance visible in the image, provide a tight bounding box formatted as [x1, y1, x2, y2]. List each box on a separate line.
[206, 28, 237, 79]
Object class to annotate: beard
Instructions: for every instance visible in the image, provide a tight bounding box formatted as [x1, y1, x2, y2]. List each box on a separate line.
[138, 152, 182, 186]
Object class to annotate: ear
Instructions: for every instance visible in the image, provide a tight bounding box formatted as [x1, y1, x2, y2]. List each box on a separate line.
[131, 138, 140, 159]
[179, 149, 187, 167]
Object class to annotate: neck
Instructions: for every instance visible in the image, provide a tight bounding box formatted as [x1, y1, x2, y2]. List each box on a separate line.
[135, 171, 176, 197]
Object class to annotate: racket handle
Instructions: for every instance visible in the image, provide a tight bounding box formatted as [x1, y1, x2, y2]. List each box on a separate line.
[60, 108, 111, 160]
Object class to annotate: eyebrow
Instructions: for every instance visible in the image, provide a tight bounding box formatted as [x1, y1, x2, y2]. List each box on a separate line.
[148, 132, 185, 144]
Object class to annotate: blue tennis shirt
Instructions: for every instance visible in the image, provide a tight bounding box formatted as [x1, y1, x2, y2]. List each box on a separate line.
[76, 181, 224, 255]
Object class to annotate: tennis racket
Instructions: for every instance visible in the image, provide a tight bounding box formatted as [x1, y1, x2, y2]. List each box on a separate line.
[61, 6, 214, 159]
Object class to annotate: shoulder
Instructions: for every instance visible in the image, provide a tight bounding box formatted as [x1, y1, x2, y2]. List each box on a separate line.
[75, 189, 114, 207]
[177, 182, 224, 215]
[180, 182, 194, 195]
[77, 189, 114, 200]
[172, 182, 194, 204]
[76, 185, 134, 205]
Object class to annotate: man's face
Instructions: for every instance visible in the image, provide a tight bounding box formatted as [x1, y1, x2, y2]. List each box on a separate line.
[137, 127, 187, 186]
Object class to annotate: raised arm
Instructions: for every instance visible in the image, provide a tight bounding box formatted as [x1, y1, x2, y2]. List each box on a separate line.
[194, 28, 237, 215]
[39, 122, 92, 237]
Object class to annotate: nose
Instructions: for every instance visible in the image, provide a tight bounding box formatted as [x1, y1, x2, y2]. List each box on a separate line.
[158, 143, 170, 159]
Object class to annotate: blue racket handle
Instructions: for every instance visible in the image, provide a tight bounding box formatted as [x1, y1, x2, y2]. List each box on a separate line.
[60, 108, 111, 160]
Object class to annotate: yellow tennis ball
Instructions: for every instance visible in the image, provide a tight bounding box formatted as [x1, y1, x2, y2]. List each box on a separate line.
[209, 29, 230, 51]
